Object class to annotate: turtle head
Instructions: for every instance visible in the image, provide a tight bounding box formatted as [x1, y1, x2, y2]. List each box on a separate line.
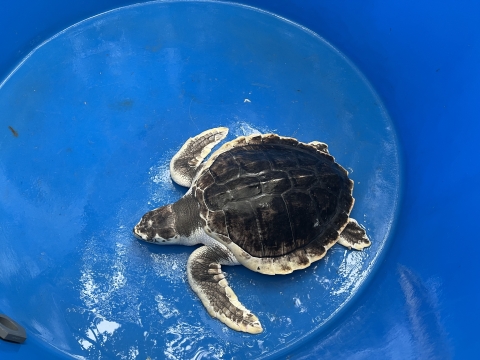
[133, 204, 179, 244]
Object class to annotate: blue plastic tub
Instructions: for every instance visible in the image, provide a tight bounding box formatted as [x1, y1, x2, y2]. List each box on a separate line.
[0, 1, 478, 359]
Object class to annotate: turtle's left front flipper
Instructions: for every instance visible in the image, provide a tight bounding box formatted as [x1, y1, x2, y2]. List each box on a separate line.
[170, 127, 229, 187]
[187, 245, 263, 334]
[337, 218, 371, 250]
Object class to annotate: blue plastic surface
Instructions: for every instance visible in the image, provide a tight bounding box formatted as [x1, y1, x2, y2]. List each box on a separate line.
[0, 0, 479, 359]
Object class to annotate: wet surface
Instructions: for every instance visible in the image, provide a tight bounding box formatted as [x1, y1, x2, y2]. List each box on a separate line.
[0, 1, 399, 358]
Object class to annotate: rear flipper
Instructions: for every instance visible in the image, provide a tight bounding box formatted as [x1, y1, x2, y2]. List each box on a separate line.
[337, 218, 371, 250]
[170, 127, 228, 187]
[187, 245, 263, 334]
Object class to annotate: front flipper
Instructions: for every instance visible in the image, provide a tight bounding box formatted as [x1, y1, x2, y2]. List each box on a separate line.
[187, 245, 263, 334]
[337, 218, 371, 250]
[170, 127, 229, 187]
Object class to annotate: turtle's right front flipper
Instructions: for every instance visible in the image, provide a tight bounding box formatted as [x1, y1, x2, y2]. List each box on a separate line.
[187, 245, 263, 334]
[170, 127, 228, 187]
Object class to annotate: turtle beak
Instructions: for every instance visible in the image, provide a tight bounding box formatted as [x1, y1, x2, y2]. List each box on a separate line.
[132, 225, 143, 240]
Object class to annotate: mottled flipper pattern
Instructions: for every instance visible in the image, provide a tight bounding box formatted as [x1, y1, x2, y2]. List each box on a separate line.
[337, 218, 371, 250]
[170, 127, 229, 187]
[187, 245, 263, 334]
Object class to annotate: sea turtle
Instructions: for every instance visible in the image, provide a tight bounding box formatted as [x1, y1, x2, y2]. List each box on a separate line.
[133, 127, 371, 334]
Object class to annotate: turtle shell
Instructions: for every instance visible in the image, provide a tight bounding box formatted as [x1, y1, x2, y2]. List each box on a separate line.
[192, 134, 354, 258]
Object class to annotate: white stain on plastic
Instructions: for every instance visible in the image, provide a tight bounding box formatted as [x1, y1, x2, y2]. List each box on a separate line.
[331, 250, 367, 296]
[150, 252, 188, 283]
[128, 346, 140, 359]
[163, 322, 224, 360]
[78, 338, 93, 350]
[79, 242, 128, 309]
[77, 315, 121, 351]
[293, 296, 307, 313]
[148, 153, 179, 206]
[155, 294, 180, 319]
[231, 121, 275, 137]
[75, 236, 131, 355]
[96, 318, 121, 335]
